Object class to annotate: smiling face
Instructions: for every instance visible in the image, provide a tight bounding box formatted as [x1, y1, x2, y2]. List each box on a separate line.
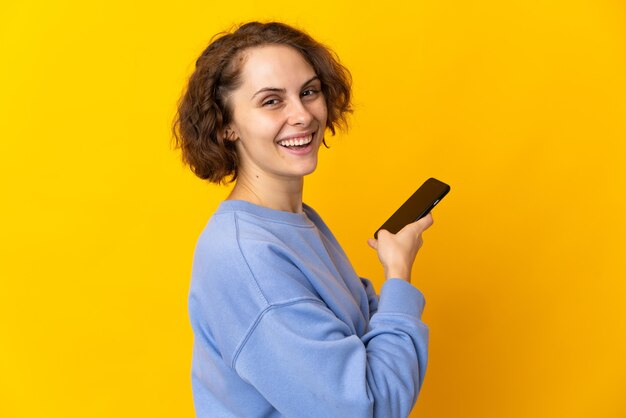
[223, 44, 328, 183]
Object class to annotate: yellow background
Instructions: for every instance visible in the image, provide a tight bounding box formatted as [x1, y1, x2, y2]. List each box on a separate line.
[1, 0, 625, 417]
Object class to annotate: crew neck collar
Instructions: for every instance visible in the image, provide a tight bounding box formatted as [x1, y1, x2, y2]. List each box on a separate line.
[217, 199, 315, 227]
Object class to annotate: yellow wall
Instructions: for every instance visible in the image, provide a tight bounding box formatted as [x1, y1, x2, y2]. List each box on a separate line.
[1, 1, 625, 417]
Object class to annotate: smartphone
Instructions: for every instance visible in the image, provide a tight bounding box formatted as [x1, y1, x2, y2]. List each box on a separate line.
[374, 178, 450, 238]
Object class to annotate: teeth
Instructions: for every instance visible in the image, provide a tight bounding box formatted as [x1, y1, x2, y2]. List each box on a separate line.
[278, 134, 313, 147]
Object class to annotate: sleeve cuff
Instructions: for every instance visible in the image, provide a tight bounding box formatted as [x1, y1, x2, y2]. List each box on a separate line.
[377, 278, 426, 318]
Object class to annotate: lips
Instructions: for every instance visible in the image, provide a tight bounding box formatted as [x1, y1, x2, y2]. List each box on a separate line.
[277, 132, 315, 147]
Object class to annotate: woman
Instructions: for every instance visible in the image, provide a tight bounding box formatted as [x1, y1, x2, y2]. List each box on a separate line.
[172, 21, 434, 418]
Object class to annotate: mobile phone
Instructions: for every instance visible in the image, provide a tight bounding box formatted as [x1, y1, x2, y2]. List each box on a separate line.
[374, 178, 450, 239]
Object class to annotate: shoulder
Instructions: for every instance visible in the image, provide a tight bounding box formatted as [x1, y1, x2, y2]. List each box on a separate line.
[303, 203, 351, 261]
[189, 210, 268, 328]
[189, 205, 326, 362]
[190, 205, 321, 309]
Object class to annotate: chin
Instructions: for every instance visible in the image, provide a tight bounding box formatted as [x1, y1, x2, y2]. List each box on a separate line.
[303, 167, 318, 177]
[301, 157, 320, 176]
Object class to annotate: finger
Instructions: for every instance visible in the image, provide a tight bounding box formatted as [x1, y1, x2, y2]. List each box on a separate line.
[404, 213, 434, 233]
[418, 213, 434, 229]
[413, 212, 434, 231]
[398, 221, 423, 235]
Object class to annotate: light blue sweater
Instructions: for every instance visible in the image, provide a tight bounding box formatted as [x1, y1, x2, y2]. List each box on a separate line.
[188, 200, 429, 418]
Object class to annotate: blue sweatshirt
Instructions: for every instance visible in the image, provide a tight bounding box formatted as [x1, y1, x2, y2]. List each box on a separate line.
[188, 200, 429, 418]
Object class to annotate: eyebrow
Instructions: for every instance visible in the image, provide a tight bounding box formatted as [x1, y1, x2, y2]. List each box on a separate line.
[250, 76, 320, 100]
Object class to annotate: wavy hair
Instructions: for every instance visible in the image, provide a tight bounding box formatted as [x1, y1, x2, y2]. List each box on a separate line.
[171, 21, 353, 184]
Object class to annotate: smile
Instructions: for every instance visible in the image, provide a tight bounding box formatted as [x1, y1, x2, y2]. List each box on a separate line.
[277, 133, 314, 148]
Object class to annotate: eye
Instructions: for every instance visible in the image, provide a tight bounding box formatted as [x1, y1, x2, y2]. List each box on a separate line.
[262, 97, 280, 106]
[301, 88, 320, 98]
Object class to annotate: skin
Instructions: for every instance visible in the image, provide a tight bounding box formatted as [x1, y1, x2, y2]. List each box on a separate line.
[223, 44, 326, 214]
[222, 44, 433, 283]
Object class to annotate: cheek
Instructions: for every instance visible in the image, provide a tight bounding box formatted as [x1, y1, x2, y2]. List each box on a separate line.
[235, 114, 280, 140]
[254, 120, 284, 144]
[313, 99, 329, 123]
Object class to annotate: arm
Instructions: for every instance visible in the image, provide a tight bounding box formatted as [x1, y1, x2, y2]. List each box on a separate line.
[360, 276, 379, 318]
[233, 279, 428, 418]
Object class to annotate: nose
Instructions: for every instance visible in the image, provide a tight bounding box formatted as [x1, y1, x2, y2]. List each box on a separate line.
[287, 98, 314, 126]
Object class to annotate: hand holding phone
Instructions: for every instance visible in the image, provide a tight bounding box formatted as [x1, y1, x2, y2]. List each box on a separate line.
[374, 178, 450, 239]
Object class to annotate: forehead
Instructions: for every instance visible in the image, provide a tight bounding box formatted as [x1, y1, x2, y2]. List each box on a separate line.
[237, 44, 317, 89]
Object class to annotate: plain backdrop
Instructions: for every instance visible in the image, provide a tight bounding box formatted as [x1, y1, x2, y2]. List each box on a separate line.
[1, 0, 625, 417]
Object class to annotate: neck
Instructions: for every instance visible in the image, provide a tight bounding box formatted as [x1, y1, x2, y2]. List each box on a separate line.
[227, 170, 305, 214]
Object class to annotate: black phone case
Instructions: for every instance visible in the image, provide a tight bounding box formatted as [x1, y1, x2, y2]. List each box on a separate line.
[374, 178, 450, 238]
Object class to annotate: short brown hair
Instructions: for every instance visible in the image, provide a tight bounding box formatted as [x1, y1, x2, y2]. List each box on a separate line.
[171, 21, 353, 184]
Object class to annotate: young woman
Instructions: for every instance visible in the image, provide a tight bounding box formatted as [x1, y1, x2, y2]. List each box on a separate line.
[172, 21, 434, 418]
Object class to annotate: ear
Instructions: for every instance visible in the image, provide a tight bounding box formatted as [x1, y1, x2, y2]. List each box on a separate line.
[222, 127, 238, 142]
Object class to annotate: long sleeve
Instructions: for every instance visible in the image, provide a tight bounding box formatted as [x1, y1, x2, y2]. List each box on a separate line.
[189, 201, 430, 418]
[233, 279, 428, 418]
[360, 277, 380, 318]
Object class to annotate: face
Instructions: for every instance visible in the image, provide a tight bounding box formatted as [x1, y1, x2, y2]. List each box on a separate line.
[224, 44, 328, 182]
